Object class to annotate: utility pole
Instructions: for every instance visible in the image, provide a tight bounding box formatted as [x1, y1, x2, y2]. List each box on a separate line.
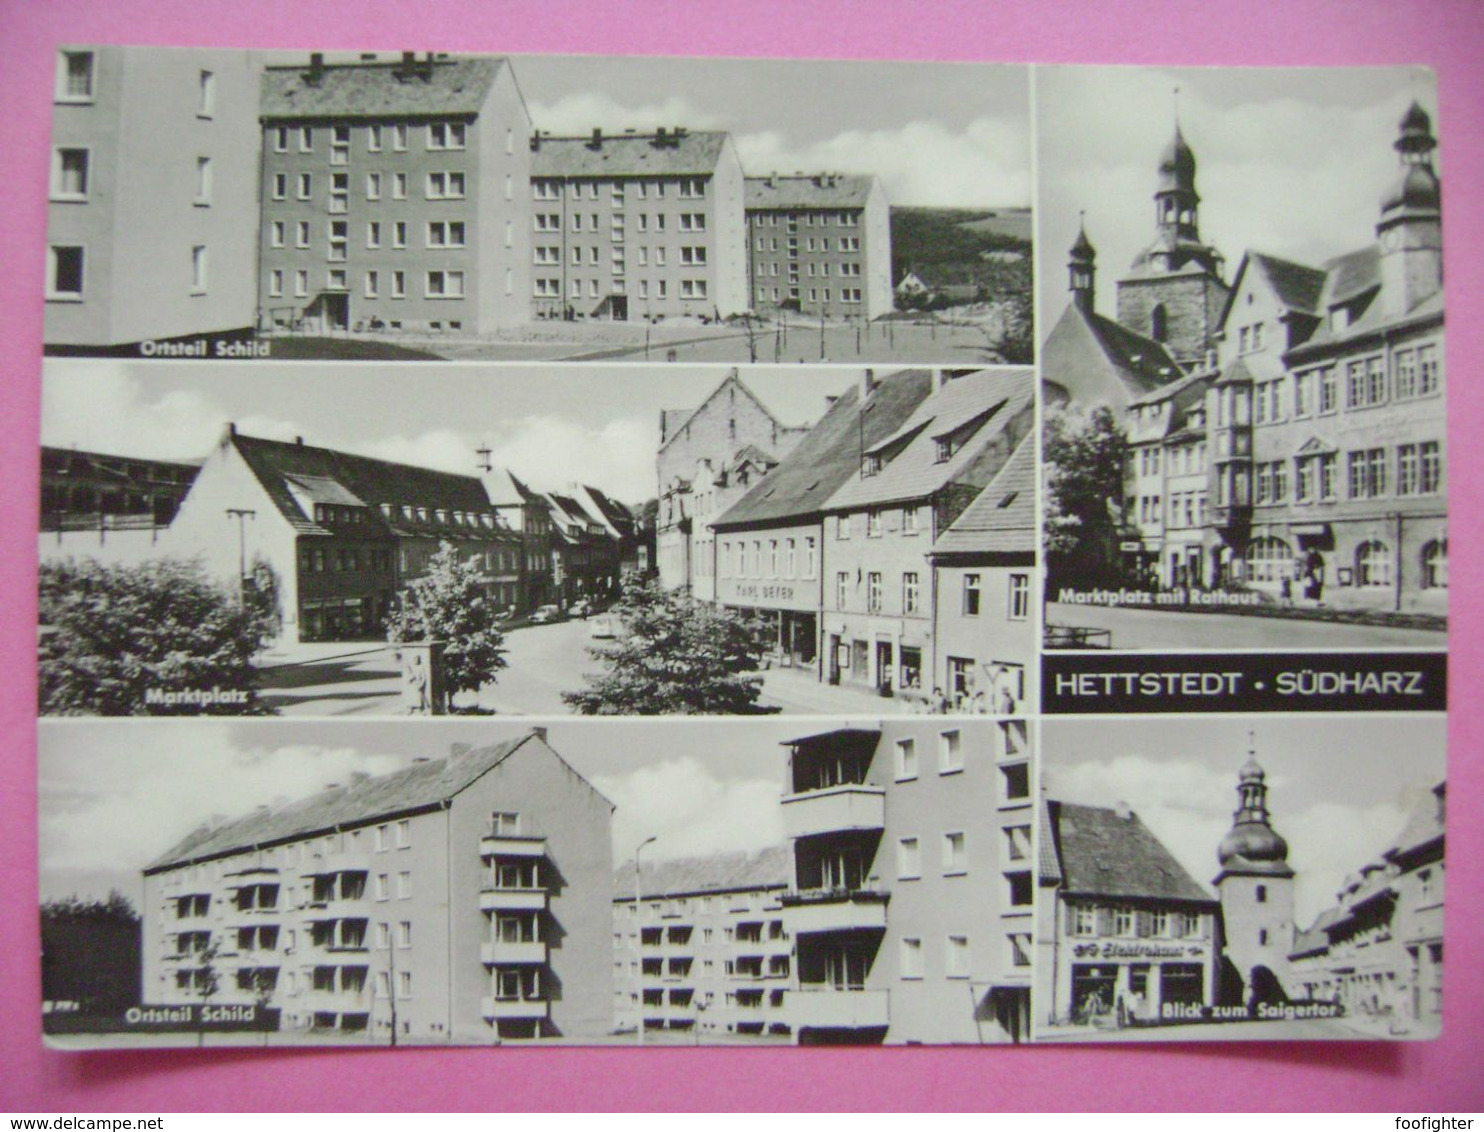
[226, 509, 257, 602]
[384, 921, 399, 1048]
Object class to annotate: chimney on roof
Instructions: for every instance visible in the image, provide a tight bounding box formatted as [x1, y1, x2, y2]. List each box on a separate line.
[589, 127, 603, 149]
[655, 126, 667, 147]
[861, 368, 878, 399]
[1113, 801, 1133, 820]
[229, 422, 237, 436]
[296, 436, 304, 446]
[766, 172, 775, 188]
[305, 53, 325, 85]
[674, 126, 686, 139]
[476, 444, 493, 473]
[530, 726, 548, 744]
[529, 130, 541, 152]
[824, 395, 839, 408]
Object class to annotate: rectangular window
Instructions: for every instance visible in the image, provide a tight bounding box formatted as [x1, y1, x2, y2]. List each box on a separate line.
[899, 937, 924, 979]
[866, 572, 882, 613]
[1418, 345, 1440, 395]
[51, 148, 89, 200]
[190, 246, 207, 293]
[894, 738, 917, 781]
[57, 50, 95, 101]
[294, 269, 308, 298]
[1420, 441, 1441, 493]
[393, 221, 407, 249]
[903, 572, 920, 615]
[427, 220, 467, 248]
[427, 171, 466, 200]
[366, 172, 382, 200]
[1008, 573, 1030, 620]
[366, 222, 381, 249]
[365, 270, 379, 298]
[426, 270, 465, 298]
[297, 172, 312, 200]
[396, 871, 411, 899]
[428, 122, 467, 150]
[1319, 366, 1338, 414]
[296, 221, 310, 248]
[942, 832, 966, 875]
[268, 269, 283, 297]
[271, 172, 287, 201]
[836, 572, 848, 610]
[945, 935, 970, 978]
[897, 837, 920, 880]
[367, 125, 382, 152]
[391, 270, 405, 299]
[939, 729, 962, 774]
[963, 574, 981, 616]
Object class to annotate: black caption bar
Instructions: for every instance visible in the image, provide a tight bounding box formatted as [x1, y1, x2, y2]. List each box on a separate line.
[1042, 651, 1447, 714]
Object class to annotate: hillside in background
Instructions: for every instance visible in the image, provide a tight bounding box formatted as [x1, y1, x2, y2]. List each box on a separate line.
[890, 206, 1033, 289]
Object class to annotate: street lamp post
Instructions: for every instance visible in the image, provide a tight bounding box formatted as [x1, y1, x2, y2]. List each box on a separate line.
[226, 508, 256, 603]
[634, 834, 656, 1045]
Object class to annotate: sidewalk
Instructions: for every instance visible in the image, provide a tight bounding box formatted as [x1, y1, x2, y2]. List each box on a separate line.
[758, 667, 912, 716]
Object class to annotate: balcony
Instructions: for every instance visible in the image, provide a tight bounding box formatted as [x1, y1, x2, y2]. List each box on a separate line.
[480, 834, 546, 860]
[780, 889, 889, 935]
[479, 887, 548, 913]
[481, 996, 549, 1022]
[481, 940, 547, 966]
[784, 987, 889, 1031]
[781, 785, 885, 839]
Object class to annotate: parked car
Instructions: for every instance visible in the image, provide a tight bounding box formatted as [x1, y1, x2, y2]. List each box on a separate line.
[589, 616, 618, 640]
[569, 599, 594, 619]
[530, 604, 563, 624]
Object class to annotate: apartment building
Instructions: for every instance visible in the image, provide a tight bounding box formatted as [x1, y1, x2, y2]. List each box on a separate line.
[141, 729, 614, 1044]
[780, 721, 1034, 1044]
[258, 52, 532, 335]
[820, 369, 1034, 701]
[1288, 782, 1444, 1036]
[656, 370, 811, 594]
[744, 173, 893, 319]
[40, 446, 201, 532]
[1035, 798, 1221, 1029]
[711, 370, 934, 672]
[612, 847, 794, 1039]
[528, 128, 748, 321]
[928, 435, 1036, 712]
[45, 47, 260, 350]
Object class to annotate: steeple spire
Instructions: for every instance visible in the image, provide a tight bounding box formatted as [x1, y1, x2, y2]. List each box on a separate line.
[1216, 735, 1293, 877]
[1068, 211, 1096, 313]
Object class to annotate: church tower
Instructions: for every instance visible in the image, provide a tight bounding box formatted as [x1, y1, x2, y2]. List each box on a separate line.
[1376, 100, 1443, 318]
[1117, 119, 1231, 369]
[1068, 218, 1096, 314]
[1214, 741, 1295, 1003]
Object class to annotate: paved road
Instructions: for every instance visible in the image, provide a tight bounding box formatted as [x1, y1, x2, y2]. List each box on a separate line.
[478, 618, 602, 715]
[1045, 601, 1447, 650]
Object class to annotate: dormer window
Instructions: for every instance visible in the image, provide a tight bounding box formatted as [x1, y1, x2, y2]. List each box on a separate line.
[862, 453, 882, 477]
[380, 503, 393, 518]
[935, 438, 955, 463]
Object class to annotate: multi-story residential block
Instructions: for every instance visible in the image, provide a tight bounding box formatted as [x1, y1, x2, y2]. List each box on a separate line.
[744, 173, 892, 319]
[45, 47, 260, 350]
[820, 368, 1033, 701]
[141, 729, 614, 1043]
[40, 446, 201, 533]
[528, 128, 748, 321]
[928, 434, 1037, 711]
[156, 426, 526, 642]
[779, 721, 1034, 1044]
[711, 370, 934, 672]
[1035, 797, 1221, 1029]
[1288, 782, 1444, 1036]
[612, 847, 794, 1040]
[258, 52, 532, 335]
[656, 370, 811, 594]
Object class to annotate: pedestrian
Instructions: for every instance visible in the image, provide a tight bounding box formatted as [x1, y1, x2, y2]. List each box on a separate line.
[931, 686, 949, 715]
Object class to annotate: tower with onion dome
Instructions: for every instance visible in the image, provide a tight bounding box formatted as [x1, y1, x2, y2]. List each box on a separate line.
[1214, 738, 1296, 1002]
[1116, 114, 1230, 369]
[1376, 100, 1443, 319]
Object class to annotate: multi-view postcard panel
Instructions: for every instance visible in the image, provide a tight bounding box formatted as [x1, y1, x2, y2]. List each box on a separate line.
[35, 52, 1448, 1049]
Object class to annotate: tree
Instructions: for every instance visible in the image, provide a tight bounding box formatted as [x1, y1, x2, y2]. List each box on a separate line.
[562, 578, 778, 714]
[385, 540, 507, 712]
[40, 891, 141, 1012]
[1043, 404, 1130, 589]
[38, 557, 278, 716]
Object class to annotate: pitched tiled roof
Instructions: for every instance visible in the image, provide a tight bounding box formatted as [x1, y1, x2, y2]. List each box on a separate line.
[614, 846, 791, 901]
[230, 432, 502, 540]
[1323, 245, 1381, 308]
[1249, 252, 1328, 314]
[744, 174, 876, 210]
[1041, 301, 1184, 408]
[930, 434, 1036, 556]
[483, 466, 540, 508]
[146, 736, 535, 871]
[531, 131, 731, 178]
[825, 368, 1034, 511]
[1126, 369, 1210, 410]
[713, 371, 934, 529]
[579, 485, 636, 537]
[1045, 800, 1215, 904]
[1385, 782, 1446, 862]
[262, 57, 506, 120]
[657, 373, 790, 457]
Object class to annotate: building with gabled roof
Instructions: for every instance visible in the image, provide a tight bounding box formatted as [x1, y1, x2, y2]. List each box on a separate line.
[528, 127, 748, 321]
[711, 369, 935, 673]
[744, 172, 892, 319]
[1035, 797, 1221, 1029]
[612, 846, 794, 1039]
[258, 52, 532, 336]
[929, 434, 1037, 712]
[141, 728, 614, 1044]
[156, 426, 524, 642]
[656, 369, 811, 597]
[818, 368, 1034, 703]
[40, 446, 202, 533]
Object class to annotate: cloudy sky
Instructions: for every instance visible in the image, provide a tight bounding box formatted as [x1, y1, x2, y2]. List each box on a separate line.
[515, 55, 1030, 208]
[40, 361, 871, 506]
[1036, 65, 1439, 335]
[37, 718, 817, 908]
[1042, 714, 1446, 929]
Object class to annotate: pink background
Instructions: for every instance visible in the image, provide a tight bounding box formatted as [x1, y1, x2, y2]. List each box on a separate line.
[3, 0, 1482, 1112]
